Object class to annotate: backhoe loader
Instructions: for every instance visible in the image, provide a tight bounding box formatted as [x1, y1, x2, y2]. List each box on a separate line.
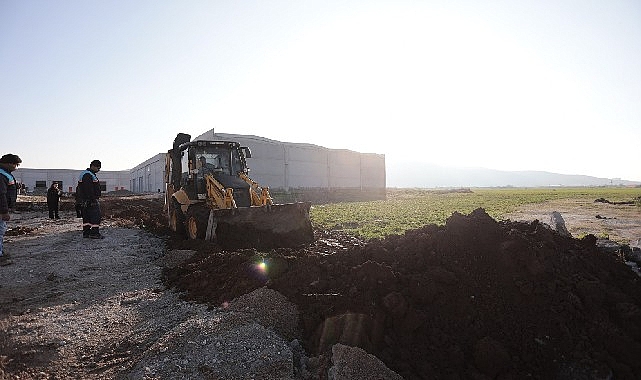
[164, 133, 314, 249]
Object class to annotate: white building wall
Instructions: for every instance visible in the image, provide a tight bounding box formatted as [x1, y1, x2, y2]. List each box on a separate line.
[328, 150, 362, 189]
[12, 132, 386, 197]
[193, 131, 385, 191]
[13, 168, 129, 194]
[239, 138, 288, 189]
[360, 153, 386, 188]
[129, 153, 166, 193]
[286, 145, 329, 188]
[99, 171, 130, 192]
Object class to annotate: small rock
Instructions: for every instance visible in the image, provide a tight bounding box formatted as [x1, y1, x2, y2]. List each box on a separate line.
[549, 211, 571, 237]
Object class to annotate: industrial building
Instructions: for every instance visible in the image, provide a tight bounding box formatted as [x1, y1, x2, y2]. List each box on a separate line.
[130, 131, 386, 202]
[14, 130, 387, 202]
[12, 168, 129, 195]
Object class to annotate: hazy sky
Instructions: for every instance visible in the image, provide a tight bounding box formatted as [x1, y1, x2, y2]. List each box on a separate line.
[2, 0, 640, 181]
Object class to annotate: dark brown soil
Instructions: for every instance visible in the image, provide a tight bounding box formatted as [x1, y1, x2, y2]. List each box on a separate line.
[28, 195, 640, 379]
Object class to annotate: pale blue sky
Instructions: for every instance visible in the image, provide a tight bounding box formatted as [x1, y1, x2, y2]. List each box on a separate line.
[1, 0, 640, 181]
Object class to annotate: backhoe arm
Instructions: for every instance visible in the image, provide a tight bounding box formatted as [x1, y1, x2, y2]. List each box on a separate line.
[238, 172, 272, 206]
[204, 173, 236, 209]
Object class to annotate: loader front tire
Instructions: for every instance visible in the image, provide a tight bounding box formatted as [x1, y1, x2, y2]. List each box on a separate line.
[185, 204, 209, 240]
[186, 216, 199, 240]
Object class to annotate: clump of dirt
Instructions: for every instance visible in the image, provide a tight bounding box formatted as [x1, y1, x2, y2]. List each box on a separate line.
[5, 226, 35, 236]
[164, 208, 641, 379]
[595, 197, 636, 205]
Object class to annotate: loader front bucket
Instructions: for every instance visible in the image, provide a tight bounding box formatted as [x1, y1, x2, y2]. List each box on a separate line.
[208, 202, 314, 249]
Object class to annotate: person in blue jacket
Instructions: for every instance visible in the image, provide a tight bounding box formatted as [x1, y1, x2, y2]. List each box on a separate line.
[0, 153, 22, 262]
[77, 160, 103, 239]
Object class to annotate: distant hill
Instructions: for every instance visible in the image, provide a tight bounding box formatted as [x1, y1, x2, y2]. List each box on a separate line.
[386, 162, 641, 188]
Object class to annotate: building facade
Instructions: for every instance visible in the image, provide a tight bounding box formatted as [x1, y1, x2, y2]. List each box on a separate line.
[129, 153, 166, 194]
[192, 131, 386, 193]
[128, 131, 386, 201]
[13, 168, 129, 195]
[14, 131, 386, 202]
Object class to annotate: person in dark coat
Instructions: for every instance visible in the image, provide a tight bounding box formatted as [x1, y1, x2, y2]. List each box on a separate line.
[47, 182, 62, 219]
[77, 160, 103, 239]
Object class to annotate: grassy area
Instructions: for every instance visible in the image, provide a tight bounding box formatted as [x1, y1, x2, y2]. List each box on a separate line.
[310, 187, 641, 239]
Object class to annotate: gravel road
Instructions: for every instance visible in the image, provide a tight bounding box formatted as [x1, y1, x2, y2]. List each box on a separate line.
[0, 207, 399, 379]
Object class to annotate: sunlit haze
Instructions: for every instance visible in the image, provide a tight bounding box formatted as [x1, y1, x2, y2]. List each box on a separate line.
[1, 0, 640, 183]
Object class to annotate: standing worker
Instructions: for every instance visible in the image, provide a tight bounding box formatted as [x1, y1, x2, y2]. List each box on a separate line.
[77, 160, 104, 239]
[0, 154, 22, 262]
[47, 182, 62, 219]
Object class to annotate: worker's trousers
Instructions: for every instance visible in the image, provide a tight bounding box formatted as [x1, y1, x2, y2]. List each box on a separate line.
[81, 200, 102, 228]
[48, 202, 60, 219]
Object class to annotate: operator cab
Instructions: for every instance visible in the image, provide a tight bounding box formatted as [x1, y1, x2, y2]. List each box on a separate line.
[176, 141, 253, 206]
[196, 150, 232, 175]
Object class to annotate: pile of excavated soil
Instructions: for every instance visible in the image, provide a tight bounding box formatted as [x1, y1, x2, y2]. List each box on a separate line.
[4, 195, 641, 379]
[164, 208, 641, 379]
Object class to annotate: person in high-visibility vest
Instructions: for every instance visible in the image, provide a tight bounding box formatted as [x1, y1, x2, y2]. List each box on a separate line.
[0, 153, 22, 263]
[77, 160, 104, 239]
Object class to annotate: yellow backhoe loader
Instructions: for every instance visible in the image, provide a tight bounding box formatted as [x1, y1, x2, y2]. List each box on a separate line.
[164, 133, 314, 249]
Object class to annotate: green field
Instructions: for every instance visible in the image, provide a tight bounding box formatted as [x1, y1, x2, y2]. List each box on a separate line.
[310, 187, 641, 240]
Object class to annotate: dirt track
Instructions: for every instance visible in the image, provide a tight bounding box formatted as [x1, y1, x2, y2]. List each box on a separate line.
[1, 194, 641, 379]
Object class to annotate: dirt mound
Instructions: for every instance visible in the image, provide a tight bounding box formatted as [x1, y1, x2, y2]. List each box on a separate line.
[164, 208, 641, 379]
[99, 195, 169, 233]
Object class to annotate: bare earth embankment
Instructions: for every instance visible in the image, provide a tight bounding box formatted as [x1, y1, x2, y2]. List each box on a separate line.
[1, 194, 640, 379]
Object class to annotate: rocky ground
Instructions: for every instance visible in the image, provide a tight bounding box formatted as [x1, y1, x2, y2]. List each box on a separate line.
[1, 193, 640, 379]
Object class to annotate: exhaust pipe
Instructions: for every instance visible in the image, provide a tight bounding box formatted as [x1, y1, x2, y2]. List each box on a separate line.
[170, 133, 191, 187]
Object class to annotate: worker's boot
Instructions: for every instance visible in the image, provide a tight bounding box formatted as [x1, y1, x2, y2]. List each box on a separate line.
[83, 226, 91, 238]
[89, 227, 104, 239]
